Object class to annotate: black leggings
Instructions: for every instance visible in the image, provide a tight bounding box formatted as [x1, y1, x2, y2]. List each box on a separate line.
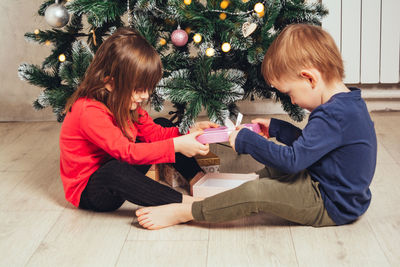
[79, 118, 203, 212]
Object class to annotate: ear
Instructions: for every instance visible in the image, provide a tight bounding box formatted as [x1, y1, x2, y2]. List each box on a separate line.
[300, 69, 320, 89]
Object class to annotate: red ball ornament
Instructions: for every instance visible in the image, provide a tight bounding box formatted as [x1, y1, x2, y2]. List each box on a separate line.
[171, 28, 188, 47]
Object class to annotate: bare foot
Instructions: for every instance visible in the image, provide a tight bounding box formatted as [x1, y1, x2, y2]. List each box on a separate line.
[135, 203, 193, 230]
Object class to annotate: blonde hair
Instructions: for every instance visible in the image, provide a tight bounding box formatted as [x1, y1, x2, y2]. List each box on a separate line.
[262, 24, 344, 85]
[65, 27, 162, 140]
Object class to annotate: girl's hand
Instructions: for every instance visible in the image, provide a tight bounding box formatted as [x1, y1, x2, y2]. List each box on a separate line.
[228, 126, 244, 152]
[173, 131, 210, 157]
[189, 121, 219, 132]
[251, 118, 271, 138]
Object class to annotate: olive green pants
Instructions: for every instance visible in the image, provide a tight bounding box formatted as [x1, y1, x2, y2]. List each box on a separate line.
[192, 166, 336, 227]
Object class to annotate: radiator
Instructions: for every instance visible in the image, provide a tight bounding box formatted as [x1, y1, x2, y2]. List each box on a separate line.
[322, 0, 399, 84]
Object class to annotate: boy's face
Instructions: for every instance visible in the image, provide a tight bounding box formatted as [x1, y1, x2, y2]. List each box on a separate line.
[272, 76, 321, 112]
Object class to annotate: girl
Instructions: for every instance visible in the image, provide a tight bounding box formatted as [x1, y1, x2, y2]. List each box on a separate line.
[60, 27, 216, 212]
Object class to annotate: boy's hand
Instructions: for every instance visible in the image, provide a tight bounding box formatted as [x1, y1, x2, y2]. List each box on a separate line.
[228, 126, 244, 152]
[251, 118, 271, 138]
[173, 131, 209, 157]
[189, 121, 219, 132]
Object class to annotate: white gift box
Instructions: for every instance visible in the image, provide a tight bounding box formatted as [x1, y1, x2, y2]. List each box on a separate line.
[192, 172, 259, 198]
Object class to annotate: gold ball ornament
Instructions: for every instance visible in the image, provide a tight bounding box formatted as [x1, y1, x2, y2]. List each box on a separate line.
[58, 54, 66, 62]
[206, 48, 215, 57]
[34, 29, 40, 35]
[220, 0, 229, 9]
[219, 13, 227, 20]
[242, 0, 250, 3]
[193, 33, 202, 43]
[184, 0, 192, 5]
[45, 40, 51, 46]
[159, 38, 167, 46]
[254, 3, 265, 14]
[221, 42, 231, 52]
[185, 27, 191, 34]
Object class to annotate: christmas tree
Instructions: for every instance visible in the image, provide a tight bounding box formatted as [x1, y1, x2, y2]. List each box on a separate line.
[18, 0, 327, 132]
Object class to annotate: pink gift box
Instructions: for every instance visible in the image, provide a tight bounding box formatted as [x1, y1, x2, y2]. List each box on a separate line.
[196, 123, 261, 144]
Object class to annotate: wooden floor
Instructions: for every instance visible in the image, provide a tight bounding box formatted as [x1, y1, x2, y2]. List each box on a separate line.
[0, 112, 399, 267]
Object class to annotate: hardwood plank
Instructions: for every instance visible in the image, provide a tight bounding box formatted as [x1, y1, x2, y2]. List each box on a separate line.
[207, 213, 297, 266]
[0, 122, 61, 172]
[116, 240, 208, 267]
[0, 211, 62, 266]
[367, 163, 400, 220]
[0, 171, 28, 199]
[129, 220, 209, 241]
[291, 219, 390, 267]
[367, 214, 400, 266]
[0, 153, 66, 211]
[27, 208, 132, 266]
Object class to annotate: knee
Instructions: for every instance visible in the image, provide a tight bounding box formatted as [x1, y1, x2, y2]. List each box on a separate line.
[237, 180, 260, 202]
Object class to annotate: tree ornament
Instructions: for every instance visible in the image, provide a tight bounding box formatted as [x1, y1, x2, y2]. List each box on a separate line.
[185, 27, 191, 34]
[171, 27, 188, 47]
[34, 29, 40, 35]
[242, 0, 250, 3]
[44, 0, 70, 28]
[242, 22, 257, 37]
[184, 0, 192, 5]
[159, 38, 167, 46]
[219, 13, 227, 20]
[220, 0, 229, 10]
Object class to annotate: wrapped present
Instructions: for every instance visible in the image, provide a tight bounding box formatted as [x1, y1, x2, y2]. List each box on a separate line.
[145, 164, 160, 181]
[158, 163, 188, 188]
[195, 151, 220, 173]
[159, 152, 221, 188]
[196, 124, 261, 144]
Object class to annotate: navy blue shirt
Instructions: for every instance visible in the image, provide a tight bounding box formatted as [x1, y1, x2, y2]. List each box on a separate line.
[236, 88, 377, 225]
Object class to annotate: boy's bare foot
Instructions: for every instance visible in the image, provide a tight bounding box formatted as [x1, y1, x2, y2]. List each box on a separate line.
[135, 203, 193, 230]
[182, 195, 203, 204]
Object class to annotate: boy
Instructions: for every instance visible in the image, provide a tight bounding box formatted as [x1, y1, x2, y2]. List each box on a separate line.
[135, 24, 377, 229]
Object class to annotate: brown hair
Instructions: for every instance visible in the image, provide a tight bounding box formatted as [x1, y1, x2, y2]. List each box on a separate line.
[64, 27, 162, 140]
[262, 24, 344, 86]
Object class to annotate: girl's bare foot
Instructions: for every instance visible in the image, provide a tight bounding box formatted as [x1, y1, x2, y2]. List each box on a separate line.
[135, 203, 194, 230]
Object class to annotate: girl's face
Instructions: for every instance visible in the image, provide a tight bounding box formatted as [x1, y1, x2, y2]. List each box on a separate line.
[130, 90, 149, 110]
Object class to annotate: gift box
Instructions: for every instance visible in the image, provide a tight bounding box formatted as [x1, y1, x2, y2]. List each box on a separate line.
[195, 151, 220, 173]
[192, 172, 259, 198]
[145, 164, 160, 181]
[159, 152, 221, 188]
[196, 123, 261, 144]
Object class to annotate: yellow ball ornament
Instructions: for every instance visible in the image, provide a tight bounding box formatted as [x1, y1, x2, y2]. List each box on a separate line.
[34, 29, 40, 35]
[185, 27, 191, 34]
[159, 38, 167, 46]
[219, 13, 227, 20]
[193, 33, 202, 43]
[206, 48, 215, 57]
[220, 0, 229, 9]
[58, 54, 66, 62]
[254, 3, 264, 14]
[184, 0, 192, 5]
[242, 0, 250, 3]
[256, 10, 265, 18]
[45, 40, 51, 46]
[221, 42, 231, 52]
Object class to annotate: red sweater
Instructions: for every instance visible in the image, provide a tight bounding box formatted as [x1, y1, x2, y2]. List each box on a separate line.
[59, 98, 180, 207]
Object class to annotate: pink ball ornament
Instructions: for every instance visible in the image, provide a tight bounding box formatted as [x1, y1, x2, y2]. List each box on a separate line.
[171, 28, 188, 47]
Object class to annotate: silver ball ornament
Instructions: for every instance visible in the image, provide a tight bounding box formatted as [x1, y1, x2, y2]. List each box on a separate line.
[45, 3, 70, 28]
